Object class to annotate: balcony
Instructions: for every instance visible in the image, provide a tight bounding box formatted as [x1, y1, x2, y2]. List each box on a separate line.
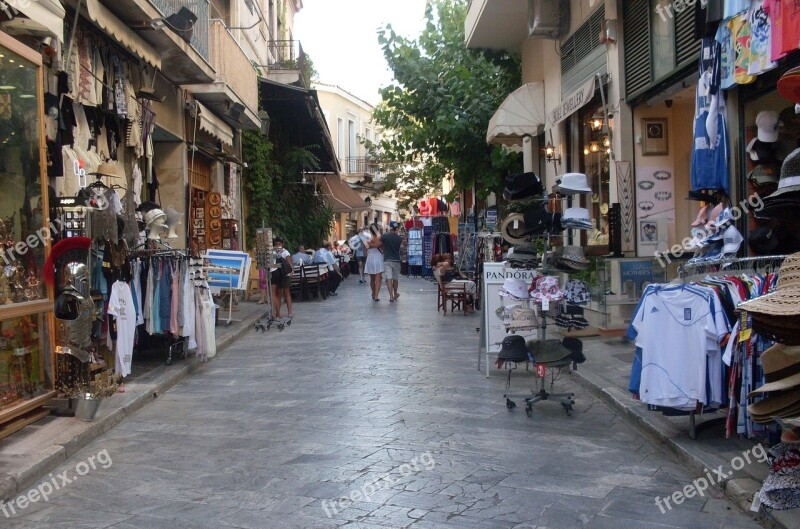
[465, 0, 528, 52]
[264, 39, 304, 86]
[183, 20, 260, 130]
[100, 0, 215, 85]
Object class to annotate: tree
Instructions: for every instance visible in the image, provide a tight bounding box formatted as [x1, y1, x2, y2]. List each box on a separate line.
[242, 131, 334, 250]
[372, 0, 522, 206]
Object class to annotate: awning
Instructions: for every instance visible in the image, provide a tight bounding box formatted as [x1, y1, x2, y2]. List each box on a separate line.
[546, 76, 596, 129]
[486, 82, 545, 146]
[85, 0, 161, 68]
[3, 0, 65, 42]
[197, 102, 234, 147]
[322, 175, 368, 213]
[259, 79, 340, 174]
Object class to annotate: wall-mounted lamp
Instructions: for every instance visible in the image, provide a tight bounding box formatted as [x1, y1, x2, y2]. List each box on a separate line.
[589, 111, 604, 132]
[589, 141, 600, 153]
[544, 141, 561, 166]
[258, 110, 271, 137]
[583, 147, 590, 156]
[603, 135, 610, 148]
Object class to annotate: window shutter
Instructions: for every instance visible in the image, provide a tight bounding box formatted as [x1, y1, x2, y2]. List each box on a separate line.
[623, 1, 651, 99]
[674, 6, 701, 66]
[560, 5, 605, 77]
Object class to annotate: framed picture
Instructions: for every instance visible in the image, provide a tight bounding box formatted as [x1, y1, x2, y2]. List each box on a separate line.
[194, 208, 204, 219]
[194, 229, 205, 237]
[193, 218, 204, 230]
[642, 118, 668, 155]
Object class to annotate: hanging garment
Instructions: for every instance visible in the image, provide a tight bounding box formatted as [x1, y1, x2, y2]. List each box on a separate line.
[182, 262, 196, 349]
[170, 260, 180, 335]
[747, 0, 777, 76]
[107, 281, 136, 378]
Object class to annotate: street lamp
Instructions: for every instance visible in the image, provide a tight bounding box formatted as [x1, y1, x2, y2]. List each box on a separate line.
[589, 111, 604, 132]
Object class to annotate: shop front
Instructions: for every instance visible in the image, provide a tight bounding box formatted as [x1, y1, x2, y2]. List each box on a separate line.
[0, 32, 55, 436]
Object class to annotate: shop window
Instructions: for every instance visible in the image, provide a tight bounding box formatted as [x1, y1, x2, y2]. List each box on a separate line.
[0, 35, 55, 424]
[578, 103, 610, 250]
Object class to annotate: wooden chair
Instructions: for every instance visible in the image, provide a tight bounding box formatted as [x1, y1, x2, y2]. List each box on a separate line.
[434, 271, 469, 315]
[289, 265, 304, 299]
[302, 264, 327, 301]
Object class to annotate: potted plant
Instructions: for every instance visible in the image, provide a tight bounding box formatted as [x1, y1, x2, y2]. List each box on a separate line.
[58, 375, 118, 422]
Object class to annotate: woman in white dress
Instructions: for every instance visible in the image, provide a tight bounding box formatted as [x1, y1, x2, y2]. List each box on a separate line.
[364, 232, 384, 301]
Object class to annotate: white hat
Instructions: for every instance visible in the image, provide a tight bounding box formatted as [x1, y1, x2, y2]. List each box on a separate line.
[499, 278, 530, 300]
[722, 225, 744, 254]
[757, 111, 781, 143]
[556, 173, 592, 195]
[563, 207, 590, 221]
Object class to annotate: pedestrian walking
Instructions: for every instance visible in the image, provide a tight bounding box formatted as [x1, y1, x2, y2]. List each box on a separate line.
[381, 221, 402, 302]
[364, 227, 384, 301]
[350, 230, 368, 283]
[271, 237, 293, 318]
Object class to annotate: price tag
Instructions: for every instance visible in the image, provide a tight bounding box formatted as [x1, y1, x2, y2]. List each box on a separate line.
[738, 311, 752, 343]
[541, 298, 550, 312]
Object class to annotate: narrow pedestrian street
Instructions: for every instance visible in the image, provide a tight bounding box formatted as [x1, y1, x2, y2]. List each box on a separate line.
[2, 278, 761, 529]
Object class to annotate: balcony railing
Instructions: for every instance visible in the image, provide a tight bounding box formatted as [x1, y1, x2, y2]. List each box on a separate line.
[209, 20, 258, 113]
[344, 157, 396, 180]
[267, 39, 300, 69]
[151, 0, 210, 61]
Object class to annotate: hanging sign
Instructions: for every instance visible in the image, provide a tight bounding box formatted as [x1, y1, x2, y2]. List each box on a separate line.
[547, 76, 596, 129]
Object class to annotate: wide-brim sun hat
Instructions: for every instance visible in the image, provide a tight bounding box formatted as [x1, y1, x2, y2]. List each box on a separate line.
[748, 344, 800, 397]
[737, 252, 800, 317]
[89, 162, 123, 178]
[528, 339, 573, 364]
[499, 278, 530, 300]
[563, 207, 590, 221]
[556, 173, 592, 195]
[766, 147, 800, 199]
[500, 213, 528, 245]
[748, 388, 800, 417]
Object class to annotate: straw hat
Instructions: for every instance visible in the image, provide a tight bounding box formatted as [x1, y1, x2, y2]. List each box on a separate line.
[748, 388, 800, 418]
[737, 252, 800, 317]
[748, 344, 800, 397]
[89, 162, 123, 178]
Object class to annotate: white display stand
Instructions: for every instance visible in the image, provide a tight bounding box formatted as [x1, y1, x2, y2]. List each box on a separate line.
[479, 262, 539, 377]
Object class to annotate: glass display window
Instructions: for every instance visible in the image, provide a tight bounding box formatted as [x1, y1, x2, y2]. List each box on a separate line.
[0, 37, 47, 306]
[0, 312, 49, 409]
[578, 102, 611, 251]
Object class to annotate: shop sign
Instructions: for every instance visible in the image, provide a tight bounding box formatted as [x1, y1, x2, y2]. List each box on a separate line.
[547, 76, 596, 129]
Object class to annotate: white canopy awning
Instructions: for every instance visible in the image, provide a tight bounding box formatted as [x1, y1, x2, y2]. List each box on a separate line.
[197, 102, 234, 147]
[86, 0, 161, 68]
[486, 82, 545, 146]
[1, 0, 65, 43]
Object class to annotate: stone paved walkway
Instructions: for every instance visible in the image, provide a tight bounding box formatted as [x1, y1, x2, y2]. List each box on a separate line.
[1, 277, 762, 528]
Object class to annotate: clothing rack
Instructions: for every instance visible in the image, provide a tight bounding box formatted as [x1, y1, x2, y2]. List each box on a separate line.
[673, 255, 786, 439]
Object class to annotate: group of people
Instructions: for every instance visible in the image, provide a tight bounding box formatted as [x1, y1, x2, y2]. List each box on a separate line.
[351, 222, 402, 302]
[257, 238, 346, 317]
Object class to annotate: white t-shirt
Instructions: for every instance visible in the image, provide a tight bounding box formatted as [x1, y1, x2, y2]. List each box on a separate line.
[632, 289, 722, 409]
[107, 281, 137, 378]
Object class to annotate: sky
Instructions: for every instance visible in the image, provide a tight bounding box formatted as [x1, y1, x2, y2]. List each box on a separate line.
[294, 0, 429, 106]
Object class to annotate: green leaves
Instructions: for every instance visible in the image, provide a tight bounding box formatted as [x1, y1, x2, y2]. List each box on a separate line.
[371, 0, 522, 201]
[242, 131, 333, 250]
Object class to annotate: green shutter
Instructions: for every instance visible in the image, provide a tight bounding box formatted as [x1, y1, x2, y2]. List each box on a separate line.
[623, 0, 651, 99]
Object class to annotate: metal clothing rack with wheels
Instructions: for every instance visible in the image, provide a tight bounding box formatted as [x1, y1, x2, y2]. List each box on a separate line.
[672, 254, 787, 439]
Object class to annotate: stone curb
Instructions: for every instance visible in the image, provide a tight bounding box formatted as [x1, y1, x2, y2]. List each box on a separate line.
[568, 369, 786, 529]
[2, 307, 266, 502]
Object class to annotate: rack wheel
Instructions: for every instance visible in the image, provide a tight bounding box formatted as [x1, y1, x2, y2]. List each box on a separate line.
[277, 323, 285, 331]
[525, 404, 532, 417]
[285, 318, 292, 326]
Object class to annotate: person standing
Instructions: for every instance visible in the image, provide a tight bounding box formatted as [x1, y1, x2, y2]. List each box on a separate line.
[364, 228, 384, 301]
[351, 231, 367, 283]
[271, 237, 293, 318]
[380, 221, 403, 302]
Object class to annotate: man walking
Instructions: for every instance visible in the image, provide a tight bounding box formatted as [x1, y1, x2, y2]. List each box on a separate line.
[381, 221, 403, 302]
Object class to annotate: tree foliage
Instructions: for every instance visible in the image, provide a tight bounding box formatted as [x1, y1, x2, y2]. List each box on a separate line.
[242, 130, 334, 251]
[372, 0, 522, 206]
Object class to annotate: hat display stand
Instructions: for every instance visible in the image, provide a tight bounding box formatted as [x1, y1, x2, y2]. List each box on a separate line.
[491, 193, 593, 417]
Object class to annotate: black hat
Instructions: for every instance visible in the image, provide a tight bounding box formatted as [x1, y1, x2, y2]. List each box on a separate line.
[273, 236, 284, 243]
[498, 335, 530, 363]
[686, 190, 717, 202]
[749, 224, 780, 255]
[503, 172, 544, 201]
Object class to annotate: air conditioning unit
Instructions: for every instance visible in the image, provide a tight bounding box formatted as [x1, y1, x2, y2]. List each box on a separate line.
[527, 0, 570, 39]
